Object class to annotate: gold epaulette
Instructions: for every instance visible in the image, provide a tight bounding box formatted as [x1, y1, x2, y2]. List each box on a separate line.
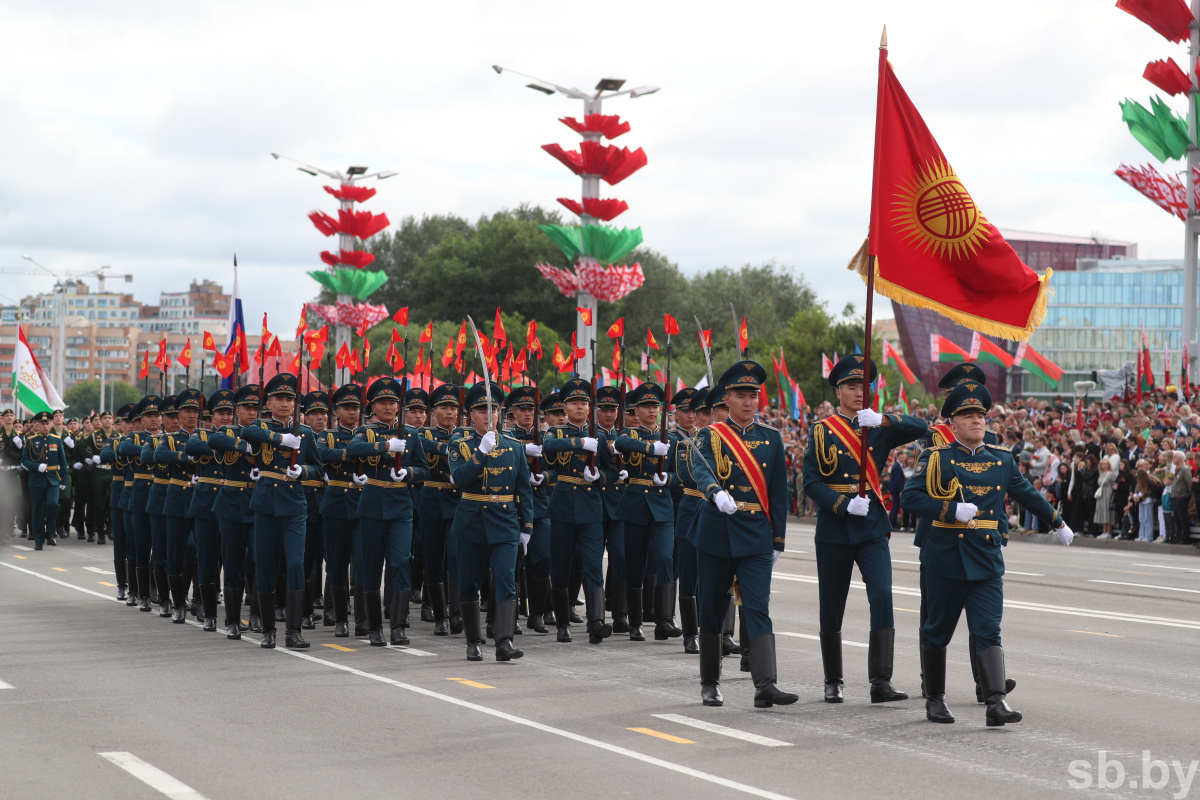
[926, 444, 950, 451]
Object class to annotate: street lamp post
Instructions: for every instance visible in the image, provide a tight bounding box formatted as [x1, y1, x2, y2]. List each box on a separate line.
[493, 67, 660, 380]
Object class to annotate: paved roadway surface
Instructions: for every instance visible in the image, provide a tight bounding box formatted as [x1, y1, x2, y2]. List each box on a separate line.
[2, 521, 1198, 800]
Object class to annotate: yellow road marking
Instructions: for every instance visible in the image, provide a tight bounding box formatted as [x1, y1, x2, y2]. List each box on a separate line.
[98, 582, 116, 587]
[52, 567, 67, 572]
[628, 728, 695, 744]
[1068, 630, 1123, 637]
[447, 678, 494, 689]
[894, 607, 919, 613]
[770, 590, 782, 594]
[241, 620, 249, 626]
[12, 555, 26, 560]
[322, 643, 355, 652]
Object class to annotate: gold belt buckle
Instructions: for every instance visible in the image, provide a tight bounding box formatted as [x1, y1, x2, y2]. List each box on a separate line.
[736, 501, 746, 511]
[490, 494, 499, 502]
[967, 517, 978, 529]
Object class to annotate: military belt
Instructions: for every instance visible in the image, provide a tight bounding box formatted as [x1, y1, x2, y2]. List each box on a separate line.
[733, 500, 764, 513]
[222, 480, 250, 489]
[366, 478, 408, 488]
[683, 487, 705, 499]
[628, 478, 660, 487]
[932, 519, 1000, 530]
[168, 479, 193, 488]
[153, 478, 169, 485]
[556, 476, 591, 485]
[113, 476, 125, 483]
[258, 471, 291, 481]
[460, 492, 515, 503]
[44, 465, 59, 472]
[825, 483, 861, 493]
[134, 473, 153, 480]
[424, 481, 457, 490]
[196, 476, 223, 486]
[301, 480, 323, 489]
[326, 480, 355, 489]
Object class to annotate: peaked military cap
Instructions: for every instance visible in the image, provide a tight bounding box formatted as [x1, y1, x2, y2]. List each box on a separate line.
[367, 376, 402, 404]
[688, 387, 710, 412]
[430, 383, 460, 407]
[175, 388, 202, 411]
[207, 390, 235, 413]
[302, 391, 331, 414]
[506, 385, 538, 408]
[466, 381, 506, 410]
[628, 382, 665, 407]
[540, 391, 563, 412]
[941, 380, 992, 418]
[234, 385, 261, 406]
[672, 386, 697, 410]
[596, 385, 621, 408]
[827, 354, 877, 387]
[559, 377, 592, 402]
[708, 385, 728, 408]
[719, 360, 768, 392]
[332, 383, 362, 407]
[405, 388, 429, 411]
[31, 411, 53, 422]
[265, 373, 298, 397]
[159, 395, 178, 415]
[115, 402, 136, 422]
[938, 361, 988, 389]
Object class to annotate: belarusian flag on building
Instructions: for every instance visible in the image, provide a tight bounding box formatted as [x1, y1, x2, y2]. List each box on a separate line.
[969, 331, 1014, 369]
[1013, 341, 1064, 389]
[931, 334, 969, 363]
[13, 327, 64, 415]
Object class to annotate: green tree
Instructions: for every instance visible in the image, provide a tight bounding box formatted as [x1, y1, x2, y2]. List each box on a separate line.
[62, 380, 142, 416]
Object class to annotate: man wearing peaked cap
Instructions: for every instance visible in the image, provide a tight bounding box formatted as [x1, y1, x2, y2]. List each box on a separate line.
[182, 388, 236, 631]
[401, 387, 429, 623]
[686, 360, 797, 708]
[593, 383, 629, 634]
[803, 353, 926, 705]
[315, 383, 363, 637]
[156, 388, 203, 625]
[143, 395, 177, 617]
[22, 410, 66, 551]
[118, 396, 160, 609]
[505, 384, 555, 633]
[669, 386, 705, 654]
[416, 382, 464, 636]
[74, 407, 116, 544]
[299, 390, 331, 630]
[903, 380, 1073, 727]
[98, 404, 134, 599]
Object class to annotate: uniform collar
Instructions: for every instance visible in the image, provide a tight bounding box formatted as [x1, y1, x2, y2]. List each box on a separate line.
[727, 418, 755, 435]
[954, 441, 989, 456]
[512, 423, 534, 434]
[565, 422, 586, 433]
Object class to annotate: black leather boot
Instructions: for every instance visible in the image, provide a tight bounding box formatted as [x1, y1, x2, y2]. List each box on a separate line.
[739, 613, 751, 672]
[568, 569, 584, 623]
[585, 586, 611, 644]
[654, 582, 683, 640]
[977, 646, 1022, 726]
[552, 589, 572, 642]
[137, 567, 152, 611]
[200, 584, 218, 631]
[642, 575, 655, 623]
[820, 631, 844, 703]
[525, 578, 548, 634]
[749, 634, 798, 708]
[868, 628, 909, 703]
[480, 568, 492, 615]
[365, 590, 385, 646]
[184, 562, 199, 617]
[462, 600, 483, 661]
[699, 633, 723, 706]
[485, 586, 496, 641]
[721, 600, 740, 655]
[610, 579, 629, 634]
[447, 579, 463, 635]
[285, 590, 310, 649]
[411, 556, 424, 605]
[274, 585, 287, 622]
[429, 583, 449, 635]
[114, 561, 127, 601]
[155, 569, 171, 617]
[922, 647, 954, 723]
[259, 592, 277, 648]
[390, 591, 410, 646]
[125, 562, 138, 606]
[679, 595, 699, 654]
[494, 599, 524, 661]
[970, 633, 1015, 701]
[333, 586, 349, 637]
[224, 585, 243, 639]
[353, 585, 368, 637]
[626, 588, 645, 641]
[169, 575, 187, 623]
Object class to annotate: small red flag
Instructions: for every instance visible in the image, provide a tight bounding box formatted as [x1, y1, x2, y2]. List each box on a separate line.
[415, 345, 425, 376]
[202, 331, 217, 352]
[454, 354, 464, 373]
[385, 342, 398, 371]
[738, 317, 749, 355]
[419, 322, 433, 343]
[315, 324, 329, 343]
[646, 329, 660, 351]
[455, 321, 468, 358]
[391, 327, 403, 345]
[139, 351, 149, 379]
[526, 319, 542, 358]
[355, 318, 371, 338]
[606, 317, 624, 339]
[612, 342, 621, 371]
[576, 307, 593, 327]
[698, 329, 712, 349]
[335, 342, 350, 370]
[441, 334, 455, 369]
[267, 337, 283, 358]
[212, 349, 234, 378]
[552, 343, 566, 371]
[494, 308, 507, 347]
[349, 348, 362, 375]
[233, 325, 250, 374]
[393, 306, 409, 327]
[664, 314, 680, 336]
[570, 332, 586, 360]
[155, 337, 168, 370]
[295, 308, 307, 339]
[362, 338, 371, 369]
[177, 338, 193, 368]
[287, 350, 302, 375]
[513, 348, 527, 374]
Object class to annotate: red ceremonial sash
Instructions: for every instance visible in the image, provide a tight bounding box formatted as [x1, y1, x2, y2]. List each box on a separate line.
[820, 415, 890, 511]
[930, 422, 955, 447]
[711, 422, 772, 527]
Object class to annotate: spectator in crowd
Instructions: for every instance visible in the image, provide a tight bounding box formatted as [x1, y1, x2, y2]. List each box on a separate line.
[1093, 458, 1115, 539]
[1170, 451, 1192, 545]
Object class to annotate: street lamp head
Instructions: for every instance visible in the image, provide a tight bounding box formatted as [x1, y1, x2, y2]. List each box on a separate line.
[270, 153, 281, 159]
[630, 86, 661, 98]
[492, 65, 504, 75]
[296, 167, 318, 176]
[525, 81, 556, 95]
[596, 78, 626, 92]
[21, 254, 32, 261]
[347, 165, 368, 176]
[375, 171, 399, 180]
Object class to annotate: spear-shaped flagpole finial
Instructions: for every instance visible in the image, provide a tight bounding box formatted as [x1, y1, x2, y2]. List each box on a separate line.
[233, 253, 238, 267]
[880, 25, 887, 49]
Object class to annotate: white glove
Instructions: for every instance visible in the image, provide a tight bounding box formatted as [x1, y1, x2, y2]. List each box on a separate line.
[652, 472, 669, 486]
[91, 455, 101, 465]
[448, 473, 456, 486]
[520, 532, 531, 554]
[772, 550, 782, 566]
[352, 473, 368, 487]
[17, 465, 26, 472]
[250, 468, 260, 482]
[478, 431, 496, 455]
[12, 435, 21, 448]
[323, 472, 331, 484]
[652, 441, 671, 457]
[390, 467, 408, 482]
[525, 443, 543, 457]
[185, 454, 195, 462]
[581, 437, 598, 453]
[279, 433, 302, 450]
[617, 469, 629, 482]
[38, 463, 47, 473]
[856, 409, 883, 428]
[847, 495, 871, 516]
[1055, 523, 1074, 547]
[73, 462, 82, 470]
[64, 436, 74, 448]
[387, 437, 406, 453]
[530, 473, 544, 487]
[714, 490, 737, 515]
[190, 475, 199, 486]
[954, 502, 979, 523]
[286, 464, 303, 480]
[241, 441, 253, 454]
[583, 465, 600, 483]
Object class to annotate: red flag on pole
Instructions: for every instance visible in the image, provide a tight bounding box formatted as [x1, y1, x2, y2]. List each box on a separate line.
[139, 350, 149, 379]
[738, 317, 749, 355]
[576, 307, 593, 327]
[178, 338, 193, 368]
[607, 318, 624, 339]
[494, 307, 507, 347]
[335, 342, 350, 370]
[393, 307, 409, 327]
[455, 321, 468, 358]
[295, 309, 308, 339]
[646, 329, 660, 350]
[419, 322, 433, 343]
[441, 334, 455, 369]
[664, 314, 680, 336]
[212, 349, 234, 378]
[202, 331, 217, 352]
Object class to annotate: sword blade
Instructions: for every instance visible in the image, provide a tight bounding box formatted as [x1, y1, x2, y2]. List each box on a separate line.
[465, 315, 493, 433]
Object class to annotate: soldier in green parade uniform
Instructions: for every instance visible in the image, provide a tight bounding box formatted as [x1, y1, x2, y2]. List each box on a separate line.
[504, 385, 555, 634]
[802, 354, 926, 704]
[99, 405, 134, 599]
[403, 388, 428, 621]
[345, 377, 430, 647]
[448, 381, 534, 661]
[141, 396, 175, 617]
[537, 392, 564, 628]
[692, 387, 740, 658]
[240, 374, 324, 649]
[687, 361, 796, 709]
[1, 409, 24, 539]
[119, 397, 159, 610]
[593, 385, 629, 633]
[183, 389, 236, 632]
[22, 411, 67, 550]
[317, 383, 365, 637]
[300, 390, 330, 630]
[208, 384, 261, 638]
[669, 386, 702, 655]
[902, 380, 1074, 726]
[156, 389, 202, 624]
[73, 411, 114, 543]
[416, 383, 463, 636]
[614, 383, 683, 643]
[50, 412, 76, 540]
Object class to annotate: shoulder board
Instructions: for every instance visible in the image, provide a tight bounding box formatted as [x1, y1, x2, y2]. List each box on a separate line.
[757, 421, 779, 432]
[926, 444, 950, 451]
[984, 443, 1010, 453]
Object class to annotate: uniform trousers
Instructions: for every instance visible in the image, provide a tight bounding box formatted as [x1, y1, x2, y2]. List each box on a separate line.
[624, 520, 675, 588]
[602, 517, 624, 582]
[357, 517, 412, 594]
[129, 511, 152, 569]
[110, 487, 126, 561]
[193, 518, 221, 586]
[323, 516, 356, 588]
[457, 539, 518, 604]
[165, 515, 194, 576]
[254, 511, 305, 595]
[550, 519, 604, 590]
[29, 483, 59, 546]
[697, 550, 772, 638]
[815, 537, 894, 632]
[675, 538, 699, 597]
[526, 517, 552, 582]
[421, 514, 457, 584]
[219, 517, 253, 588]
[304, 496, 323, 580]
[150, 512, 167, 572]
[921, 571, 1003, 651]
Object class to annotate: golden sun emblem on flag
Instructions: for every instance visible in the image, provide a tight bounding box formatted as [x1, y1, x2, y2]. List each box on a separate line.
[892, 159, 990, 260]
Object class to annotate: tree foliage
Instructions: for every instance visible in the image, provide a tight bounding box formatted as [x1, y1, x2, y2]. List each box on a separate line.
[62, 380, 142, 416]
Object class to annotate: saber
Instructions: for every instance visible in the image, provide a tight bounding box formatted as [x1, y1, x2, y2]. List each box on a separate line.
[730, 302, 740, 358]
[694, 315, 714, 389]
[465, 316, 494, 434]
[681, 429, 718, 486]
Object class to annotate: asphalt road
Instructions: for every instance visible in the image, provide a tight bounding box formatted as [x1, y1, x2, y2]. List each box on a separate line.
[1, 522, 1198, 800]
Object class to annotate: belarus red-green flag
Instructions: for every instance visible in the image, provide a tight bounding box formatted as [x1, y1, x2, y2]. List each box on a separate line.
[1140, 324, 1155, 389]
[969, 331, 1014, 369]
[931, 334, 970, 363]
[882, 339, 917, 383]
[851, 32, 1051, 341]
[1014, 341, 1063, 388]
[897, 384, 910, 414]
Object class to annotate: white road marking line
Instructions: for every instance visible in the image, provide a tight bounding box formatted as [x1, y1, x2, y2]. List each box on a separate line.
[1005, 571, 1045, 577]
[783, 550, 806, 555]
[891, 559, 921, 565]
[1087, 580, 1200, 595]
[0, 678, 13, 689]
[10, 544, 32, 551]
[771, 571, 1200, 630]
[8, 561, 798, 800]
[652, 714, 792, 747]
[97, 752, 209, 800]
[1133, 564, 1200, 574]
[356, 640, 436, 656]
[83, 566, 116, 574]
[777, 632, 868, 648]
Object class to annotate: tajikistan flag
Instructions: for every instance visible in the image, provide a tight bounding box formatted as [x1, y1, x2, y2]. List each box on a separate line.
[13, 327, 64, 414]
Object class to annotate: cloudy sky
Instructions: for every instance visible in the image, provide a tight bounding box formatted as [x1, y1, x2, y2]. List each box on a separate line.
[0, 1, 1187, 329]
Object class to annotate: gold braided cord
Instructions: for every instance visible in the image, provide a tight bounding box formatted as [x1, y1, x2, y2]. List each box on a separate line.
[710, 430, 732, 481]
[814, 423, 838, 477]
[925, 451, 961, 501]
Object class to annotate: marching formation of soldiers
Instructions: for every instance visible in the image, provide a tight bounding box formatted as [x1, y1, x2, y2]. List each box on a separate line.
[5, 350, 1075, 722]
